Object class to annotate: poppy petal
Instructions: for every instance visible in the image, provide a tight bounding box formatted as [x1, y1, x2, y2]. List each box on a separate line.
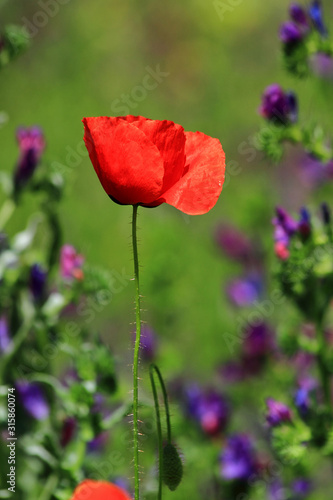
[160, 131, 225, 215]
[128, 117, 186, 193]
[83, 117, 164, 205]
[71, 480, 131, 500]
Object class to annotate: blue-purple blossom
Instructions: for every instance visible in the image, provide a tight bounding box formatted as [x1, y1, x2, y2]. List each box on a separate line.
[298, 207, 311, 237]
[138, 325, 158, 362]
[266, 398, 292, 427]
[309, 0, 327, 36]
[0, 316, 12, 354]
[321, 202, 331, 225]
[294, 387, 310, 416]
[310, 52, 333, 79]
[268, 479, 285, 500]
[0, 316, 11, 354]
[16, 381, 49, 420]
[273, 206, 309, 260]
[294, 377, 317, 417]
[289, 4, 309, 26]
[215, 224, 254, 264]
[220, 434, 259, 481]
[87, 431, 109, 453]
[280, 21, 304, 44]
[243, 322, 275, 359]
[13, 126, 45, 190]
[185, 385, 229, 436]
[292, 478, 313, 497]
[226, 273, 263, 307]
[259, 84, 298, 125]
[30, 263, 47, 302]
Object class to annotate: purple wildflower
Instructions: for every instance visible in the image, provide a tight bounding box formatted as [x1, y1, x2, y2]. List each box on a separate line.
[310, 52, 333, 79]
[268, 479, 286, 500]
[274, 207, 299, 236]
[298, 207, 311, 238]
[243, 322, 275, 359]
[220, 434, 259, 481]
[309, 0, 327, 37]
[0, 316, 11, 354]
[60, 244, 84, 281]
[266, 398, 292, 427]
[87, 431, 109, 453]
[280, 21, 304, 44]
[259, 84, 298, 125]
[294, 377, 317, 417]
[13, 126, 45, 190]
[215, 224, 254, 263]
[185, 385, 229, 436]
[290, 4, 309, 27]
[138, 325, 157, 362]
[30, 263, 47, 302]
[321, 202, 331, 225]
[226, 273, 263, 307]
[292, 478, 312, 497]
[273, 207, 298, 260]
[16, 381, 49, 420]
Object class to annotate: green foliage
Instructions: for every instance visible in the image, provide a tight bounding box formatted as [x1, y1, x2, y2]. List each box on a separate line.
[0, 25, 30, 69]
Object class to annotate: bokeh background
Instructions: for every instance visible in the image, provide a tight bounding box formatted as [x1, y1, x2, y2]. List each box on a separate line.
[1, 1, 333, 497]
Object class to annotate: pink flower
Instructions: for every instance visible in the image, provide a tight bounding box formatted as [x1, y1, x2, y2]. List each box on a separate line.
[60, 245, 84, 281]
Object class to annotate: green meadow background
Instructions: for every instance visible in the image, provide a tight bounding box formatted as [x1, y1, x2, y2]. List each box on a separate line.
[1, 1, 333, 497]
[1, 0, 333, 375]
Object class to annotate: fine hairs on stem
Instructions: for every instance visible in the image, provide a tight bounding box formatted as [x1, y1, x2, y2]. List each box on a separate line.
[132, 204, 141, 500]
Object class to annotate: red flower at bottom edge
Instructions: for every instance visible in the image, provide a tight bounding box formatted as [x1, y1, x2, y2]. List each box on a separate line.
[82, 115, 225, 215]
[71, 480, 131, 500]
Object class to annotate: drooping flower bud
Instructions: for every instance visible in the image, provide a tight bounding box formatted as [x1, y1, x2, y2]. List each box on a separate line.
[162, 443, 183, 491]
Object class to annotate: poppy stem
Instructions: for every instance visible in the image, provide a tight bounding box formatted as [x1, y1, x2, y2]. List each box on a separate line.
[149, 365, 163, 500]
[149, 364, 173, 499]
[132, 204, 141, 500]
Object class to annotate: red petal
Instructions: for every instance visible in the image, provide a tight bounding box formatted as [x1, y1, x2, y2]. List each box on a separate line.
[71, 480, 131, 500]
[128, 117, 186, 193]
[160, 131, 225, 215]
[83, 117, 164, 205]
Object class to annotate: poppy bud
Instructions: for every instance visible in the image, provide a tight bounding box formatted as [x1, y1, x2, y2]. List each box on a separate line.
[162, 443, 183, 491]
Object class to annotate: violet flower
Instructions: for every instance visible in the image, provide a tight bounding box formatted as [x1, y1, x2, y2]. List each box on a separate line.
[215, 224, 254, 264]
[87, 431, 109, 453]
[220, 434, 259, 481]
[243, 322, 275, 359]
[259, 84, 298, 125]
[290, 4, 309, 27]
[13, 126, 45, 191]
[0, 316, 11, 354]
[266, 398, 292, 427]
[292, 478, 313, 498]
[280, 21, 304, 45]
[185, 385, 229, 436]
[16, 381, 49, 420]
[226, 273, 263, 307]
[30, 263, 47, 302]
[138, 325, 158, 362]
[310, 52, 333, 79]
[309, 0, 328, 37]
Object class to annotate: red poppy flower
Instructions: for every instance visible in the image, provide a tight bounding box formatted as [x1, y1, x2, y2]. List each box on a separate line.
[82, 116, 225, 215]
[70, 480, 131, 500]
